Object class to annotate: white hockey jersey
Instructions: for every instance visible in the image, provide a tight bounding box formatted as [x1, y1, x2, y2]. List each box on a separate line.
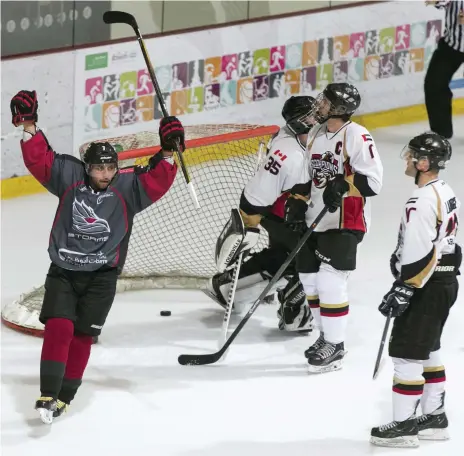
[304, 121, 383, 232]
[393, 179, 460, 288]
[243, 126, 309, 216]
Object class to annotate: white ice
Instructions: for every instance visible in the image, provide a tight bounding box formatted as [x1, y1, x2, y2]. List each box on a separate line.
[1, 117, 463, 456]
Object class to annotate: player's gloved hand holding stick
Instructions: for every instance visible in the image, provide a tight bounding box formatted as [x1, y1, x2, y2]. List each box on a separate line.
[322, 175, 350, 213]
[159, 116, 185, 156]
[378, 281, 414, 318]
[103, 10, 199, 209]
[284, 182, 311, 232]
[372, 281, 414, 380]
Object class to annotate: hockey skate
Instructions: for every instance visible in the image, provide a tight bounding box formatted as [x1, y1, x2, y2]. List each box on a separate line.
[303, 332, 325, 358]
[35, 396, 58, 424]
[307, 341, 345, 374]
[53, 399, 69, 419]
[370, 417, 419, 448]
[417, 409, 449, 440]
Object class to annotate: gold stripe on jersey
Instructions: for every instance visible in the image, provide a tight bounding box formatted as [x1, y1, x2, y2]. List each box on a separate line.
[239, 209, 262, 228]
[431, 185, 443, 225]
[345, 174, 362, 197]
[403, 246, 437, 288]
[306, 295, 319, 300]
[342, 129, 348, 161]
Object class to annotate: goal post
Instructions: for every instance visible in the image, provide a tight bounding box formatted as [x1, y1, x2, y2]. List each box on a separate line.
[2, 123, 279, 337]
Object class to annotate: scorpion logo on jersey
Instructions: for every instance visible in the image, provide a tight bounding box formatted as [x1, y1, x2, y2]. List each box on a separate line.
[311, 151, 339, 189]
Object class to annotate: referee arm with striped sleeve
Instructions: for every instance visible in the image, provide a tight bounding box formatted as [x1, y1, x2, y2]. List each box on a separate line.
[424, 0, 464, 139]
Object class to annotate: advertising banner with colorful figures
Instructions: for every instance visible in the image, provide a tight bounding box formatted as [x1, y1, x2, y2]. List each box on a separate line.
[73, 1, 452, 153]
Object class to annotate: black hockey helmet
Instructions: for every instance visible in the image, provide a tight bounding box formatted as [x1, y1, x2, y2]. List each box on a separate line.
[401, 132, 451, 171]
[83, 142, 118, 172]
[282, 95, 316, 135]
[312, 83, 361, 123]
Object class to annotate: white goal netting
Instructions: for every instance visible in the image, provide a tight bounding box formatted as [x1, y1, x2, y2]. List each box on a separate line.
[2, 123, 279, 336]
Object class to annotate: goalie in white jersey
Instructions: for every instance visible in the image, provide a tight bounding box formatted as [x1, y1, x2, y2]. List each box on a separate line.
[371, 133, 461, 448]
[210, 95, 316, 332]
[286, 82, 384, 373]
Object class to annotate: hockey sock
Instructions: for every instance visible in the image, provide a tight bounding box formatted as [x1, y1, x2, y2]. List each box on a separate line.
[421, 350, 446, 414]
[40, 318, 74, 399]
[392, 357, 424, 421]
[317, 266, 350, 344]
[319, 301, 349, 343]
[58, 333, 93, 404]
[307, 296, 321, 329]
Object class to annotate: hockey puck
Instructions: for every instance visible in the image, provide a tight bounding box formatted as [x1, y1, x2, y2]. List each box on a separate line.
[160, 310, 171, 317]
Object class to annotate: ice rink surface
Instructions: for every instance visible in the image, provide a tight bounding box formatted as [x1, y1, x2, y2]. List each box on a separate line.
[1, 117, 463, 456]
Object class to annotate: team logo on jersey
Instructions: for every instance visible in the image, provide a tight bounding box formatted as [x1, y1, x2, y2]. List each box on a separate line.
[72, 199, 111, 234]
[311, 152, 339, 188]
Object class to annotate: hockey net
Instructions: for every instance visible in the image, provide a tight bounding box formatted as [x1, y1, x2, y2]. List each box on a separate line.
[2, 123, 279, 336]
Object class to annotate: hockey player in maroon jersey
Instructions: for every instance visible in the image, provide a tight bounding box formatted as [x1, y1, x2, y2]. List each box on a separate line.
[11, 90, 181, 423]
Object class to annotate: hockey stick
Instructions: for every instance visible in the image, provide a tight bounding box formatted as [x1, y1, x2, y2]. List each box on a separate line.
[178, 206, 330, 366]
[372, 309, 393, 380]
[102, 11, 200, 209]
[219, 252, 243, 353]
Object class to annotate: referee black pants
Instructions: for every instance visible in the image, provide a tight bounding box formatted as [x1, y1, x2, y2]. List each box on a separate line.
[424, 38, 464, 139]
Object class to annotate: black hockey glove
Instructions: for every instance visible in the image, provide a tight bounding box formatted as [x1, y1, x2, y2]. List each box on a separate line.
[323, 175, 349, 213]
[284, 183, 311, 232]
[378, 281, 414, 318]
[159, 116, 185, 151]
[284, 197, 308, 232]
[10, 90, 38, 126]
[390, 253, 399, 279]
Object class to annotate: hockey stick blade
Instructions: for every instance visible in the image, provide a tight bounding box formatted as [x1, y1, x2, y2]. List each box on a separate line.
[103, 11, 137, 27]
[178, 206, 329, 366]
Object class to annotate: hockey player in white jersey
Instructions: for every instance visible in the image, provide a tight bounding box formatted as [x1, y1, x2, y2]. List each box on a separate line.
[371, 132, 461, 448]
[210, 95, 316, 332]
[286, 82, 383, 372]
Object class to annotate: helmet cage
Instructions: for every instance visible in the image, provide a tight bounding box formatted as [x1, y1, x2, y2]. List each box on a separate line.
[311, 92, 354, 124]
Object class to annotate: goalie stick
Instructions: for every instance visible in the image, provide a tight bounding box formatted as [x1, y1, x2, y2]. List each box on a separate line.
[219, 252, 244, 357]
[102, 10, 199, 209]
[372, 309, 393, 380]
[178, 205, 329, 366]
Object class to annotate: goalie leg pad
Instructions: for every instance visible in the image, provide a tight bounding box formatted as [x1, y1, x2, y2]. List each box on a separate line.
[277, 275, 313, 332]
[215, 208, 260, 273]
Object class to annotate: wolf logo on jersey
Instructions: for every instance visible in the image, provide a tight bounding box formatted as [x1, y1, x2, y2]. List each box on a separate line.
[311, 151, 339, 189]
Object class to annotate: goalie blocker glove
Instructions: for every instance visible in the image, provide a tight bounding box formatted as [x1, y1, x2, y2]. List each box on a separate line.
[378, 280, 414, 318]
[11, 90, 38, 126]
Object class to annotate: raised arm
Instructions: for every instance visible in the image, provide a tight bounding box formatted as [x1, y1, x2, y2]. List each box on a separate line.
[116, 116, 181, 213]
[12, 90, 85, 197]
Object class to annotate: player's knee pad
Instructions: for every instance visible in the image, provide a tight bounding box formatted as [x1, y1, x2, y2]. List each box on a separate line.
[298, 272, 318, 297]
[277, 275, 312, 332]
[316, 263, 349, 305]
[215, 208, 260, 272]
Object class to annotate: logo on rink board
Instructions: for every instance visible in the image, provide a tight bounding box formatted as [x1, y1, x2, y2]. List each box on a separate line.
[82, 18, 442, 131]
